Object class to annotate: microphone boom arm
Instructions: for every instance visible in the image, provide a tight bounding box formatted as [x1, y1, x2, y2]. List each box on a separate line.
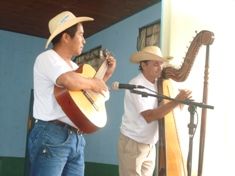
[130, 89, 214, 110]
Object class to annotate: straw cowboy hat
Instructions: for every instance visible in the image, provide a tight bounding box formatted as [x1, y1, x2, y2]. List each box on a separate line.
[130, 46, 172, 63]
[45, 11, 94, 48]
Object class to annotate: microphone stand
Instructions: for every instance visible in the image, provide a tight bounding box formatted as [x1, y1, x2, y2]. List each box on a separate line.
[130, 89, 214, 176]
[187, 104, 197, 176]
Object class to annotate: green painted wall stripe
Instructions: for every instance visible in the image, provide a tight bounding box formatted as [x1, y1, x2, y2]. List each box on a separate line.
[85, 162, 118, 176]
[0, 157, 118, 176]
[0, 157, 26, 176]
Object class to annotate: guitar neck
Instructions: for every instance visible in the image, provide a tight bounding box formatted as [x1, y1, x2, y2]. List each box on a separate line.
[95, 59, 108, 79]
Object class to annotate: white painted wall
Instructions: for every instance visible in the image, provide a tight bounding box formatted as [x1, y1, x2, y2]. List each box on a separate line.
[162, 0, 235, 175]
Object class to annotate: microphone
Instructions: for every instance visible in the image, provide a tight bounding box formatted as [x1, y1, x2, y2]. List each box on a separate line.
[111, 81, 145, 90]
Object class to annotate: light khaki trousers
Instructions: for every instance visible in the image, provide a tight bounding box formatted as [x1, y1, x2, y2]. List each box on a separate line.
[118, 133, 156, 176]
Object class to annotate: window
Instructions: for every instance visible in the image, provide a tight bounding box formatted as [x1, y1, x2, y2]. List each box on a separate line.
[73, 45, 104, 71]
[137, 21, 161, 50]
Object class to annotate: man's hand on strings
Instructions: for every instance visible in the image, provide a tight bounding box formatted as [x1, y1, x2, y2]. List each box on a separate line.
[175, 89, 192, 109]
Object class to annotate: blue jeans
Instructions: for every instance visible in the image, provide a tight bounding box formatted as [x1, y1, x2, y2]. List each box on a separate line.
[27, 120, 86, 176]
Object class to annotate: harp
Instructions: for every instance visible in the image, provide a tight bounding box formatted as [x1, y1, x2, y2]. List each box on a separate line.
[157, 30, 214, 176]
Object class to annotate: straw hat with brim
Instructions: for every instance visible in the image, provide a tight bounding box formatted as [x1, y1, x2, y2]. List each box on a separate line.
[130, 46, 172, 63]
[45, 11, 94, 48]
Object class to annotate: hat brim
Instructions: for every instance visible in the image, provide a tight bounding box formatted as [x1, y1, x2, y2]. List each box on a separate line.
[45, 16, 94, 48]
[130, 51, 171, 63]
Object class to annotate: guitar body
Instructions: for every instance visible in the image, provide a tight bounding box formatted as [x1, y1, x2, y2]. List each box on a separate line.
[54, 64, 107, 133]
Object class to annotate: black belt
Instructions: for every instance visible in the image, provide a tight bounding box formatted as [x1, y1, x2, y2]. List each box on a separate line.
[49, 120, 83, 135]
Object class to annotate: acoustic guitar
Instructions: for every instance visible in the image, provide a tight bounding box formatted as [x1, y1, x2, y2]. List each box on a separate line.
[54, 49, 110, 133]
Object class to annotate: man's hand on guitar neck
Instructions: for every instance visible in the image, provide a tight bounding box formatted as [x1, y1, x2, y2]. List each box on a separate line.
[103, 54, 116, 81]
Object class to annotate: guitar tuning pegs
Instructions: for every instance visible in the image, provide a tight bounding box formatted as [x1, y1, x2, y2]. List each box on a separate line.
[99, 48, 111, 59]
[99, 50, 103, 57]
[101, 48, 107, 57]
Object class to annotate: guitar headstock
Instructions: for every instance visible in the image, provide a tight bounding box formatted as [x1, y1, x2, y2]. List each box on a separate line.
[100, 48, 112, 60]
